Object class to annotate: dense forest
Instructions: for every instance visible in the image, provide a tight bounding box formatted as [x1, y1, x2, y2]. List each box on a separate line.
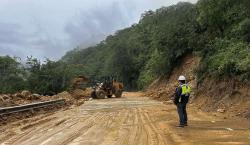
[0, 0, 249, 94]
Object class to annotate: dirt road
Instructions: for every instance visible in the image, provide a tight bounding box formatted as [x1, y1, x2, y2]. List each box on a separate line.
[1, 92, 250, 145]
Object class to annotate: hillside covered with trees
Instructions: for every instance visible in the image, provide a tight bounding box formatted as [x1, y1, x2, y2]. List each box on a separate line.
[0, 0, 249, 94]
[62, 0, 250, 89]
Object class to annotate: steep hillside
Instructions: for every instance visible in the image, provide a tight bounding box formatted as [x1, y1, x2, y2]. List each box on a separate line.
[61, 2, 198, 90]
[146, 54, 250, 119]
[61, 0, 250, 91]
[146, 54, 200, 102]
[196, 78, 250, 119]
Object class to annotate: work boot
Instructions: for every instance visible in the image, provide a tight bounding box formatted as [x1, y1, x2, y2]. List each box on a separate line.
[184, 123, 188, 126]
[176, 124, 184, 128]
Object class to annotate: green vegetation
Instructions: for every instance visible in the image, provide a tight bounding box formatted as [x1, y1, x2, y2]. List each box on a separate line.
[1, 0, 249, 94]
[0, 56, 27, 93]
[196, 0, 250, 81]
[63, 0, 250, 89]
[197, 39, 250, 81]
[0, 56, 86, 94]
[62, 2, 197, 89]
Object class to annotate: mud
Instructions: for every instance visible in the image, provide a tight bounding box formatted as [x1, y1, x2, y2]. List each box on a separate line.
[0, 92, 249, 145]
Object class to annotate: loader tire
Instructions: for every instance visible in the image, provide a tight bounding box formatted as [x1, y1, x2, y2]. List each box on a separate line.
[115, 90, 122, 98]
[91, 91, 96, 98]
[107, 95, 112, 98]
[96, 90, 106, 99]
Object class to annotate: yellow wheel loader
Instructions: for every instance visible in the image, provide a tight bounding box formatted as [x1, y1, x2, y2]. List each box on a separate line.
[91, 77, 124, 99]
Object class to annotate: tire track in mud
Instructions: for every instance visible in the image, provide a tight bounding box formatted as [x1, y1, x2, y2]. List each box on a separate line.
[101, 109, 130, 145]
[47, 112, 106, 145]
[141, 108, 173, 145]
[127, 108, 139, 145]
[115, 108, 146, 145]
[139, 108, 160, 145]
[115, 107, 167, 145]
[132, 108, 143, 145]
[115, 109, 134, 145]
[68, 111, 118, 145]
[134, 108, 148, 145]
[3, 117, 74, 145]
[59, 109, 125, 145]
[3, 112, 101, 145]
[2, 97, 170, 145]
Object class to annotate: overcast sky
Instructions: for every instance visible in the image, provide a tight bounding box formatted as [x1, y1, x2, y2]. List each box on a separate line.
[0, 0, 197, 61]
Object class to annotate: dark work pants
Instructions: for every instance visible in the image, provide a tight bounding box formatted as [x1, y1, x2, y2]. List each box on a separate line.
[177, 102, 188, 125]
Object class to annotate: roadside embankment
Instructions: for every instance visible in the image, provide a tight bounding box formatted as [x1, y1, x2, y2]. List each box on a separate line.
[146, 54, 250, 120]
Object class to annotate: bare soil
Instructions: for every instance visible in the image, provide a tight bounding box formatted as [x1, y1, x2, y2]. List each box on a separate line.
[146, 54, 250, 120]
[195, 78, 250, 119]
[1, 92, 249, 145]
[145, 54, 200, 102]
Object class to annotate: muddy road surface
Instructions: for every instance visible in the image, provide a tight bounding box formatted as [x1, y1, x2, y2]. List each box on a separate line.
[1, 92, 250, 145]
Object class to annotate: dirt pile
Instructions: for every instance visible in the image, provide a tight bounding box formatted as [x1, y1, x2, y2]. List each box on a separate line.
[0, 95, 12, 107]
[52, 88, 92, 106]
[0, 90, 44, 107]
[0, 88, 93, 126]
[0, 88, 93, 108]
[71, 88, 92, 99]
[196, 78, 250, 119]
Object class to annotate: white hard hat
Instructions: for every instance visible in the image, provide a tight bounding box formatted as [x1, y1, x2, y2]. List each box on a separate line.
[178, 75, 186, 81]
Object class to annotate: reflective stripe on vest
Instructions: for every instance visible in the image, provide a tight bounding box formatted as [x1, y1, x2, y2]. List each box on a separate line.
[181, 84, 191, 96]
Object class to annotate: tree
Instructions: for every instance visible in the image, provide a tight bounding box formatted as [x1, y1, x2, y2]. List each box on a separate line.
[0, 56, 27, 93]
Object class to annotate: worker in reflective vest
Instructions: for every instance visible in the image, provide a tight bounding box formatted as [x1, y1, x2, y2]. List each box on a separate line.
[174, 75, 191, 128]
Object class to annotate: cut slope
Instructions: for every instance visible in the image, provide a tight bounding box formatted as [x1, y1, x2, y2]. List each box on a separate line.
[147, 54, 250, 119]
[146, 54, 200, 102]
[196, 78, 250, 119]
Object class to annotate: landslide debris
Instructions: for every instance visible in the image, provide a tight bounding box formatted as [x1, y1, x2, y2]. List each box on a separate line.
[54, 88, 92, 106]
[0, 90, 40, 107]
[145, 54, 200, 102]
[0, 88, 92, 126]
[0, 88, 92, 108]
[195, 78, 250, 119]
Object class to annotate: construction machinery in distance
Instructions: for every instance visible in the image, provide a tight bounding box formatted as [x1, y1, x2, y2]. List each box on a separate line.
[71, 75, 89, 90]
[91, 76, 124, 99]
